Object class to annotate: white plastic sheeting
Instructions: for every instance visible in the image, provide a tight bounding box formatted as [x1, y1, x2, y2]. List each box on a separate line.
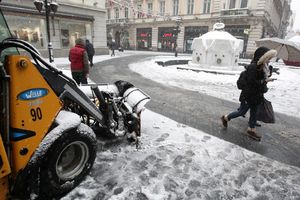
[190, 25, 243, 70]
[123, 87, 151, 113]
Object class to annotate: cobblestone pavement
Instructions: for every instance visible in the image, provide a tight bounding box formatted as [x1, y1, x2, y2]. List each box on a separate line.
[89, 54, 300, 168]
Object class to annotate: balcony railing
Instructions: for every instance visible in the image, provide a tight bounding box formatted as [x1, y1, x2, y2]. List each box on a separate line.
[220, 8, 250, 16]
[106, 18, 131, 25]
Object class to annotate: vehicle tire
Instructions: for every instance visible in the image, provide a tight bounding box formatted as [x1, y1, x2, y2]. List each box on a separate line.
[39, 123, 97, 198]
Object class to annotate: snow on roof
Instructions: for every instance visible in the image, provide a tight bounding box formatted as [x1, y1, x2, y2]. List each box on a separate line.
[192, 30, 243, 53]
[199, 30, 239, 41]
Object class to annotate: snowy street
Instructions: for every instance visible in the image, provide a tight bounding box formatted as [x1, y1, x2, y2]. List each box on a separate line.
[62, 110, 300, 200]
[1, 0, 300, 199]
[55, 51, 300, 199]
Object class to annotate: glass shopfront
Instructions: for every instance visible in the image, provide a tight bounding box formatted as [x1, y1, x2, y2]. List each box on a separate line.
[121, 30, 130, 49]
[6, 15, 92, 49]
[6, 15, 46, 49]
[225, 25, 250, 57]
[136, 28, 152, 50]
[184, 26, 208, 53]
[60, 21, 92, 48]
[158, 27, 176, 52]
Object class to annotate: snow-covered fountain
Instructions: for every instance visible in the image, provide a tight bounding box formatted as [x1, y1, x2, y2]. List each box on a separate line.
[189, 23, 243, 72]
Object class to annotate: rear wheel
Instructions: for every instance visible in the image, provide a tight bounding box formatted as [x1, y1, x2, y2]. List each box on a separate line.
[39, 123, 97, 198]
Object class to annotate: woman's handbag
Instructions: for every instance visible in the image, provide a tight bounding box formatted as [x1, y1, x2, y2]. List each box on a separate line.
[256, 98, 275, 123]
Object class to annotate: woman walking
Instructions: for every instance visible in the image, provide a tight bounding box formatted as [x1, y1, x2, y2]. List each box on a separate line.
[221, 47, 277, 141]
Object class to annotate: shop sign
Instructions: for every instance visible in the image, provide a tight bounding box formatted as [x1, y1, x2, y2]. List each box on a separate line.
[139, 33, 148, 37]
[163, 33, 173, 37]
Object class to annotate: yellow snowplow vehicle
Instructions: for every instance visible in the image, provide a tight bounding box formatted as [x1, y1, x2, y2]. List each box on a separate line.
[0, 7, 150, 200]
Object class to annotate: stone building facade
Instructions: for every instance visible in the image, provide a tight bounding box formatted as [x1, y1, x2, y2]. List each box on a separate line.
[106, 0, 292, 57]
[1, 0, 108, 59]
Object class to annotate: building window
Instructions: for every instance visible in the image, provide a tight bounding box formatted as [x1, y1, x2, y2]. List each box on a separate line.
[137, 28, 152, 50]
[121, 30, 130, 49]
[0, 13, 11, 43]
[229, 0, 236, 9]
[148, 3, 153, 15]
[173, 0, 179, 16]
[60, 21, 90, 48]
[184, 26, 209, 52]
[115, 8, 119, 19]
[6, 15, 46, 49]
[125, 7, 128, 18]
[203, 0, 211, 14]
[158, 27, 176, 51]
[225, 25, 250, 54]
[160, 1, 165, 16]
[187, 0, 194, 15]
[240, 0, 248, 8]
[107, 9, 111, 19]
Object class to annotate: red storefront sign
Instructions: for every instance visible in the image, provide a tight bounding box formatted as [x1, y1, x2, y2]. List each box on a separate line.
[163, 33, 173, 37]
[139, 33, 148, 37]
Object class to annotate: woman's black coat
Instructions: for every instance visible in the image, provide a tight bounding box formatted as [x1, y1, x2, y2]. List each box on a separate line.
[239, 63, 265, 106]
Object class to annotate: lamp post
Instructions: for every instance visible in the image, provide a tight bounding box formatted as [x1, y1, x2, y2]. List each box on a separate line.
[34, 0, 58, 63]
[173, 16, 182, 57]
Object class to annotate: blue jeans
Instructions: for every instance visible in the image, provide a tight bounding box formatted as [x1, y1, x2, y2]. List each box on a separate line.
[227, 101, 258, 128]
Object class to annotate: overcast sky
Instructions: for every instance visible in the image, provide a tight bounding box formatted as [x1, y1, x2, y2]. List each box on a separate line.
[291, 0, 300, 31]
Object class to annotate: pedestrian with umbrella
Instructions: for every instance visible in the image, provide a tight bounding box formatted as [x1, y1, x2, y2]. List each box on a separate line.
[255, 37, 300, 66]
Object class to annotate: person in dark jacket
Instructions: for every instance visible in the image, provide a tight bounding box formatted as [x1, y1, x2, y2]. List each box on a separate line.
[85, 39, 95, 67]
[69, 38, 90, 85]
[110, 40, 116, 56]
[221, 47, 277, 141]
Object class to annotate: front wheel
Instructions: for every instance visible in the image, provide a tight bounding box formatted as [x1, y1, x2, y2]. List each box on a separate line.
[39, 123, 97, 198]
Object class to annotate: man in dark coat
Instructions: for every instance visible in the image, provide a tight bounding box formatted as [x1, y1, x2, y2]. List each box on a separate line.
[85, 39, 95, 67]
[221, 47, 277, 141]
[69, 38, 90, 85]
[110, 40, 116, 56]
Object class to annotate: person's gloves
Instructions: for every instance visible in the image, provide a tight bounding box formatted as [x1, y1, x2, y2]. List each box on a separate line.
[266, 77, 276, 82]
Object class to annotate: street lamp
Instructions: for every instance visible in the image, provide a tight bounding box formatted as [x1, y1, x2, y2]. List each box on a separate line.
[34, 0, 58, 63]
[173, 16, 182, 57]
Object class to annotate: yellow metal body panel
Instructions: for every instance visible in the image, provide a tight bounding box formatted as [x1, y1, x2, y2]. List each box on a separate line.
[0, 135, 11, 200]
[0, 176, 9, 200]
[0, 134, 11, 179]
[5, 55, 62, 177]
